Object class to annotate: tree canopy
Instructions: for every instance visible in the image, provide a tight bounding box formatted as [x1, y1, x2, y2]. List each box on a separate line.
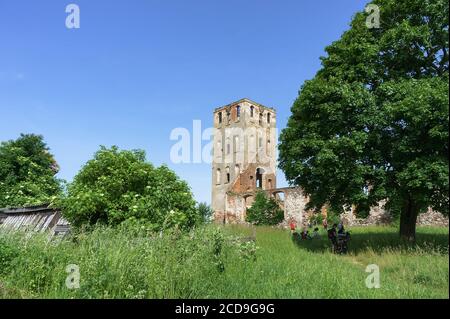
[61, 146, 199, 230]
[0, 134, 62, 208]
[279, 0, 449, 241]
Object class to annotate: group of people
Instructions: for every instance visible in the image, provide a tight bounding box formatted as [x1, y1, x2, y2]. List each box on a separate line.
[327, 222, 351, 254]
[290, 221, 321, 240]
[289, 219, 351, 254]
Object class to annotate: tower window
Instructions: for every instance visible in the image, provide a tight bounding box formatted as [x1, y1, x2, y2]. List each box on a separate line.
[250, 106, 254, 117]
[216, 168, 221, 184]
[218, 112, 222, 124]
[259, 113, 263, 125]
[236, 105, 241, 118]
[256, 168, 263, 188]
[267, 113, 271, 123]
[226, 167, 230, 183]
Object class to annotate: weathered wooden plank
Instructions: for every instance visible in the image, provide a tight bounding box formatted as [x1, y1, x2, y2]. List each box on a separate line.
[0, 206, 70, 237]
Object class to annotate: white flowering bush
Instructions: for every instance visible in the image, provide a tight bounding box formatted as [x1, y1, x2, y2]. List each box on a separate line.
[60, 146, 199, 230]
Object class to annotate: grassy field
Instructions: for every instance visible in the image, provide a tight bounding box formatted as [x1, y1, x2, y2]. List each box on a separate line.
[0, 224, 448, 299]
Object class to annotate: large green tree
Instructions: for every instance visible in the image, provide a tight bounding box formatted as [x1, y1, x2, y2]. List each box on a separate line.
[279, 0, 448, 241]
[0, 134, 62, 208]
[62, 146, 199, 230]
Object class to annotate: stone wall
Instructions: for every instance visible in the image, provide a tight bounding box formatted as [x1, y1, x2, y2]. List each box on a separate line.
[217, 186, 449, 228]
[283, 187, 309, 226]
[417, 208, 449, 227]
[344, 204, 448, 227]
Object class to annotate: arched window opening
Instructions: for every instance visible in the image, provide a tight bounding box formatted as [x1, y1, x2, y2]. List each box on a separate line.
[267, 113, 271, 123]
[268, 179, 273, 189]
[259, 113, 263, 125]
[256, 168, 263, 188]
[250, 106, 254, 117]
[218, 112, 222, 124]
[274, 191, 285, 201]
[236, 105, 241, 119]
[226, 167, 230, 183]
[216, 168, 221, 184]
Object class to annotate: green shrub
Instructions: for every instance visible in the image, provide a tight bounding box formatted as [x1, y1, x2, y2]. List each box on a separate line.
[0, 225, 447, 298]
[60, 146, 199, 230]
[245, 191, 284, 225]
[308, 213, 324, 226]
[0, 225, 256, 298]
[0, 238, 19, 275]
[325, 208, 341, 226]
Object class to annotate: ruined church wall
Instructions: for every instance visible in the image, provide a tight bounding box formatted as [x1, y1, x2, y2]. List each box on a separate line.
[343, 202, 449, 227]
[283, 188, 309, 226]
[217, 187, 449, 228]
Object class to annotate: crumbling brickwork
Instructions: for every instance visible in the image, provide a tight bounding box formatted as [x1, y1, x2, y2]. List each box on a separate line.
[212, 98, 277, 223]
[212, 99, 448, 228]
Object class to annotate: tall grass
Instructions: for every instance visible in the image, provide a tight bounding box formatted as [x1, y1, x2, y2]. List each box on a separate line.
[0, 225, 448, 299]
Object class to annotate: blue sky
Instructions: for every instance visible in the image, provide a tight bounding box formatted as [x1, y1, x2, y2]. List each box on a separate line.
[0, 0, 369, 204]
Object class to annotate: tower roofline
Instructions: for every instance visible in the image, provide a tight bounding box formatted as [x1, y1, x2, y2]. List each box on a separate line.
[214, 98, 275, 113]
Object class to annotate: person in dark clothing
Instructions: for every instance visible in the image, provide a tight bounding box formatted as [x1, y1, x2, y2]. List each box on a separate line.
[337, 224, 351, 254]
[327, 224, 338, 252]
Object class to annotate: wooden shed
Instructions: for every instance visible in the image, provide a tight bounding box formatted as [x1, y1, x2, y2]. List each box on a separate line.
[0, 204, 70, 237]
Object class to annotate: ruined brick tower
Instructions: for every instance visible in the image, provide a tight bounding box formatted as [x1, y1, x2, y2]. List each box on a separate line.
[212, 98, 277, 223]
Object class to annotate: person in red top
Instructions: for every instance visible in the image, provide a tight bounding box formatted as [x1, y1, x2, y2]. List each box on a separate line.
[289, 219, 296, 233]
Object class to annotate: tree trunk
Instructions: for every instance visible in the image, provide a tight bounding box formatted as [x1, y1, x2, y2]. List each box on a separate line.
[399, 197, 419, 242]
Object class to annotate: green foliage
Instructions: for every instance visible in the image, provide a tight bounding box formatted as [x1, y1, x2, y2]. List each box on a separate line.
[0, 225, 447, 298]
[245, 192, 284, 226]
[0, 225, 258, 298]
[0, 134, 62, 208]
[61, 146, 199, 230]
[211, 228, 225, 272]
[0, 238, 19, 275]
[308, 213, 324, 226]
[196, 202, 214, 224]
[325, 209, 341, 226]
[279, 0, 449, 240]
